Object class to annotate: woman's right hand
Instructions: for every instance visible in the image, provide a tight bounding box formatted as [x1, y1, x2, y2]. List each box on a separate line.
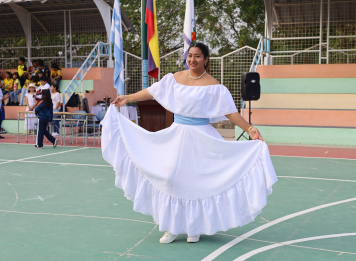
[111, 95, 128, 107]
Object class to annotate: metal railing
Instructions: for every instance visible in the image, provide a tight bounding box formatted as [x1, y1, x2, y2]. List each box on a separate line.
[62, 42, 110, 111]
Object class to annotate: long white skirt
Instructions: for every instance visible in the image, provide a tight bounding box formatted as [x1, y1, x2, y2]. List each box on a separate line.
[102, 105, 277, 237]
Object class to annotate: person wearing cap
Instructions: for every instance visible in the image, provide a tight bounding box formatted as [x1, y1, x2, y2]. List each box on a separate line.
[24, 83, 38, 134]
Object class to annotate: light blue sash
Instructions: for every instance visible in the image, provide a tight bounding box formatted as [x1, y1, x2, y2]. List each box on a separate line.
[174, 114, 209, 125]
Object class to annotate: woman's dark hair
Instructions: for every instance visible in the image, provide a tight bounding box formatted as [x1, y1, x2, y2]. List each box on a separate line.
[188, 42, 210, 73]
[42, 89, 52, 109]
[5, 70, 12, 78]
[12, 72, 19, 78]
[40, 76, 48, 82]
[52, 83, 60, 93]
[51, 63, 59, 70]
[19, 57, 26, 63]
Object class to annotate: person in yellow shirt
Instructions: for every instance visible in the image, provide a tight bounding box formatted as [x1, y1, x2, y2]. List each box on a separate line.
[18, 57, 27, 87]
[9, 72, 22, 106]
[50, 63, 62, 86]
[3, 71, 14, 96]
[20, 73, 34, 106]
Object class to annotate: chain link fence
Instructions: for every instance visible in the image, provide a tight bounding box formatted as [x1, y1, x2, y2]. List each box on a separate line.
[124, 47, 256, 111]
[271, 0, 356, 65]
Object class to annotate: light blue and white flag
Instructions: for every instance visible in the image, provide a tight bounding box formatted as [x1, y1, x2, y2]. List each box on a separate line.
[183, 0, 196, 69]
[110, 0, 125, 95]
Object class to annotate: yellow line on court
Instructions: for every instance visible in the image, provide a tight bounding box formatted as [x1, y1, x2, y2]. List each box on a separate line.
[0, 209, 156, 225]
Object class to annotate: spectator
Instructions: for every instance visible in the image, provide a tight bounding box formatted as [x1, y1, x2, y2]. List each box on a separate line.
[18, 57, 27, 87]
[8, 72, 22, 106]
[50, 83, 61, 136]
[3, 71, 14, 103]
[33, 71, 44, 86]
[36, 76, 51, 100]
[0, 88, 10, 138]
[34, 89, 57, 148]
[24, 83, 38, 134]
[38, 60, 51, 84]
[50, 63, 62, 86]
[27, 60, 39, 77]
[19, 73, 34, 106]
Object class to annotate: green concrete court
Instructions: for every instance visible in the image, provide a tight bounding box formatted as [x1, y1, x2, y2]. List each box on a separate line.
[0, 144, 355, 261]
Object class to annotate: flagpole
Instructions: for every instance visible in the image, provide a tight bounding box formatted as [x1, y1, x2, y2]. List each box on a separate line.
[142, 0, 149, 89]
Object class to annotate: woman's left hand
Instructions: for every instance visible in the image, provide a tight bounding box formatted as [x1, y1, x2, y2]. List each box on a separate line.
[248, 127, 264, 141]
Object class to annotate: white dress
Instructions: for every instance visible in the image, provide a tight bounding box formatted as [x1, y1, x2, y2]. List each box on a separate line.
[101, 73, 278, 237]
[24, 93, 37, 130]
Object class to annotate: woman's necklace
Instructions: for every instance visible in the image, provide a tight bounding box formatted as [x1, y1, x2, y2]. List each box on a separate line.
[189, 69, 206, 80]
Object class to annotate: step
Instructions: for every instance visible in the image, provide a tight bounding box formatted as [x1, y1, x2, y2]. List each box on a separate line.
[257, 64, 356, 78]
[245, 94, 356, 110]
[260, 78, 356, 94]
[235, 125, 356, 146]
[59, 80, 93, 93]
[242, 109, 356, 128]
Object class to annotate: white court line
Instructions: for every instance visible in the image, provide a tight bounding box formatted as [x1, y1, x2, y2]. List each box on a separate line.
[0, 147, 88, 165]
[234, 233, 356, 260]
[278, 176, 356, 183]
[202, 197, 356, 261]
[0, 160, 112, 168]
[0, 209, 156, 225]
[271, 155, 356, 161]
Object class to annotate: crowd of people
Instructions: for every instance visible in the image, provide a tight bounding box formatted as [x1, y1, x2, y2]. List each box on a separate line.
[0, 57, 62, 140]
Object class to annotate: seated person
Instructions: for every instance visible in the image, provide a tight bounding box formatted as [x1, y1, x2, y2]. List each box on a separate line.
[3, 71, 14, 102]
[50, 63, 62, 86]
[38, 60, 51, 84]
[18, 57, 27, 87]
[36, 76, 51, 100]
[8, 72, 22, 106]
[20, 73, 34, 106]
[27, 60, 39, 77]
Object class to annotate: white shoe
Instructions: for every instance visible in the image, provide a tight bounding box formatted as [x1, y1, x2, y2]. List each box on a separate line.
[52, 132, 59, 136]
[159, 232, 178, 244]
[187, 235, 200, 243]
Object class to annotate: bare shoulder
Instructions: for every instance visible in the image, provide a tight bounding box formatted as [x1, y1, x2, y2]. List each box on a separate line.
[204, 73, 220, 85]
[173, 71, 187, 81]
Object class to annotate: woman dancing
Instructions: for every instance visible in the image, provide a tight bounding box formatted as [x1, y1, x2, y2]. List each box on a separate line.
[102, 43, 277, 244]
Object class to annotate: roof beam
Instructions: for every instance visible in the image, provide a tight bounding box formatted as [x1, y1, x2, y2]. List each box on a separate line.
[31, 14, 50, 35]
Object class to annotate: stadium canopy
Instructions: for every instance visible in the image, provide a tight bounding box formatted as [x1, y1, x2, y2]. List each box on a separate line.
[264, 0, 356, 64]
[0, 0, 134, 68]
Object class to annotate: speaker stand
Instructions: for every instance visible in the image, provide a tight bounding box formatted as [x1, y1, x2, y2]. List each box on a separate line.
[236, 100, 252, 141]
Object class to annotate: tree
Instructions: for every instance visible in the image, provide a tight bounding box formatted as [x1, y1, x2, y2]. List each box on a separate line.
[121, 0, 265, 57]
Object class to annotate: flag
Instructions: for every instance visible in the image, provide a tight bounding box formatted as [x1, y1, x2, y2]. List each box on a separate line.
[145, 0, 160, 79]
[110, 0, 125, 95]
[183, 0, 196, 69]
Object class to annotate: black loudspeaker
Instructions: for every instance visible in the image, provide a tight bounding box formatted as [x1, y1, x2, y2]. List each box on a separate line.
[241, 72, 260, 101]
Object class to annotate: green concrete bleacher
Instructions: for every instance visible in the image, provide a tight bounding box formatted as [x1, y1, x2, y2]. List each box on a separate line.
[237, 64, 356, 146]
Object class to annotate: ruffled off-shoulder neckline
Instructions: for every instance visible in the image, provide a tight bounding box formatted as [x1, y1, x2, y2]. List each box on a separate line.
[169, 73, 222, 87]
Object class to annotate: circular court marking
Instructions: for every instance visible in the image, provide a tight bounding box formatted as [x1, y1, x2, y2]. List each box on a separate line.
[202, 197, 356, 261]
[234, 233, 356, 260]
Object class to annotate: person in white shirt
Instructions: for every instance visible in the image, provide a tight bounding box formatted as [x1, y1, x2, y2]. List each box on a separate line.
[36, 76, 51, 100]
[50, 83, 61, 136]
